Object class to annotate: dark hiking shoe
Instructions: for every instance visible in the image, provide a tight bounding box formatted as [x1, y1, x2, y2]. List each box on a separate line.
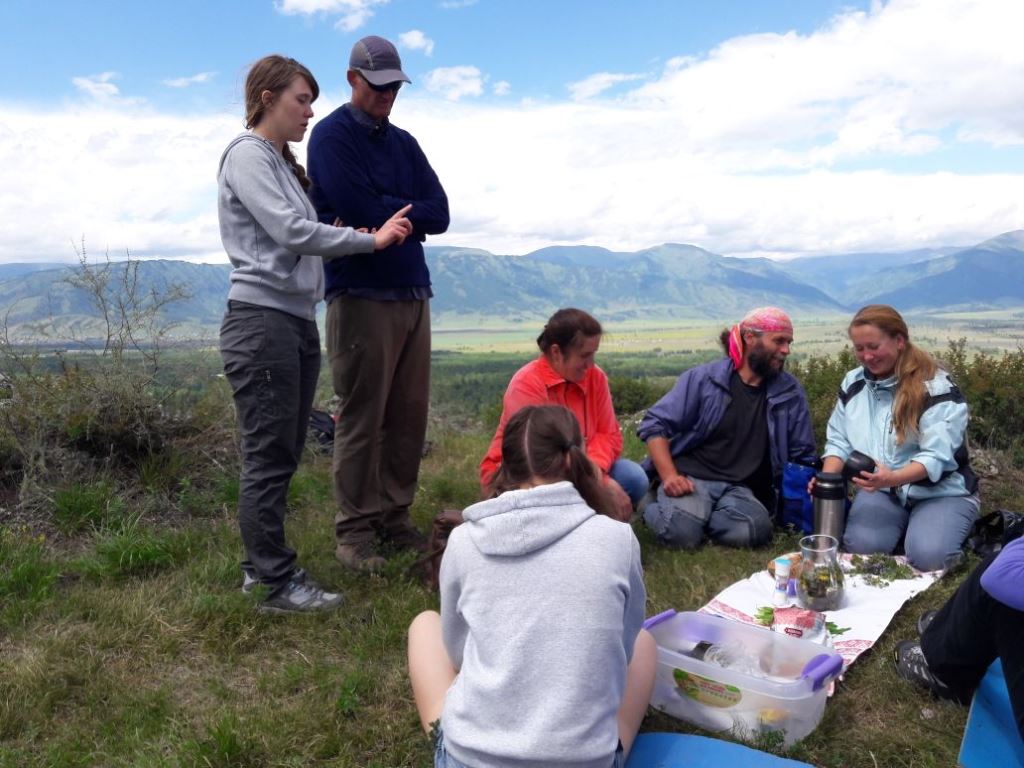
[893, 640, 957, 700]
[258, 572, 343, 615]
[381, 522, 428, 554]
[917, 610, 938, 637]
[336, 540, 387, 572]
[242, 567, 304, 595]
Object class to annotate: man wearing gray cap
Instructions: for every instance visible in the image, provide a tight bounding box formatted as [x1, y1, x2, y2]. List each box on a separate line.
[308, 35, 450, 572]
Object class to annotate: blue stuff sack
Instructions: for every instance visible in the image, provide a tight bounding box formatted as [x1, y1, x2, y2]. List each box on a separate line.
[781, 462, 816, 533]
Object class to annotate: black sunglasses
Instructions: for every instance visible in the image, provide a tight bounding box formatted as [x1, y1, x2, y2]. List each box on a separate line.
[360, 74, 402, 94]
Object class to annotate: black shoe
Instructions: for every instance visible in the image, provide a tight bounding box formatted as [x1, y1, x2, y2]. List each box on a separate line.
[893, 640, 957, 701]
[917, 610, 938, 637]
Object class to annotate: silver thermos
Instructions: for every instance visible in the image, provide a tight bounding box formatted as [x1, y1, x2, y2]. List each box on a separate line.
[812, 471, 846, 542]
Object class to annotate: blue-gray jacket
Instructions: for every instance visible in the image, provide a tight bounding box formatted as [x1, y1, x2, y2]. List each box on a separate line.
[823, 367, 977, 505]
[638, 358, 817, 484]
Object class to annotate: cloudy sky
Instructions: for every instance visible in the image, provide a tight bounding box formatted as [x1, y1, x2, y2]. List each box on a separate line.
[1, 0, 1022, 263]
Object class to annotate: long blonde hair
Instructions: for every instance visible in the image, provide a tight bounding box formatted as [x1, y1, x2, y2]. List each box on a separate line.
[849, 304, 937, 444]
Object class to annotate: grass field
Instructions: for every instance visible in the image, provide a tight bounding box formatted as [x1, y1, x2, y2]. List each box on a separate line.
[3, 418, 1018, 768]
[430, 312, 1024, 355]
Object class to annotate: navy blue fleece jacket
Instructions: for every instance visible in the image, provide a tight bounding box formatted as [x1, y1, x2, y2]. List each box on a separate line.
[307, 104, 449, 300]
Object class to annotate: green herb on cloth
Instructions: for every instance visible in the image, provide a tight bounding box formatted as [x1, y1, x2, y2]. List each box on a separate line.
[849, 553, 916, 587]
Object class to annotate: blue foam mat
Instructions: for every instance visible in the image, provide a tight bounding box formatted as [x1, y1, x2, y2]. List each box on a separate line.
[958, 660, 1024, 768]
[624, 733, 814, 767]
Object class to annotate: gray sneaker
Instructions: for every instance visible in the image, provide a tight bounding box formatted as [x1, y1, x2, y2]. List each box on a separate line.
[258, 572, 344, 615]
[242, 567, 305, 595]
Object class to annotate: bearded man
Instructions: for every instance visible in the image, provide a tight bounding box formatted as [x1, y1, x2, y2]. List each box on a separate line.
[638, 307, 816, 550]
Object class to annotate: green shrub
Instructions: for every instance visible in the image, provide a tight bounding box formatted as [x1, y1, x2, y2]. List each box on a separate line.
[0, 527, 59, 625]
[78, 516, 198, 580]
[608, 375, 671, 415]
[52, 481, 125, 533]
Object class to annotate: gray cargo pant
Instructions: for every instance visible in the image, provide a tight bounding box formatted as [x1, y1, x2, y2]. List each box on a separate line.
[220, 300, 319, 589]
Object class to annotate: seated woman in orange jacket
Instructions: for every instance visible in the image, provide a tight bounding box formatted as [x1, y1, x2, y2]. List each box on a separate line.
[479, 308, 649, 519]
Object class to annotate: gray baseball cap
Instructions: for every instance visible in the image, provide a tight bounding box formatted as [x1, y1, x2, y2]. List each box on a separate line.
[349, 35, 411, 86]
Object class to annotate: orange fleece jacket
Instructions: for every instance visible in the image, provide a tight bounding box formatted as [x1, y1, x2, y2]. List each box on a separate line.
[479, 356, 623, 490]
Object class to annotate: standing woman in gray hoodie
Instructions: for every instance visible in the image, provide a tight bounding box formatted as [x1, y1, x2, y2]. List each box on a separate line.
[218, 55, 412, 614]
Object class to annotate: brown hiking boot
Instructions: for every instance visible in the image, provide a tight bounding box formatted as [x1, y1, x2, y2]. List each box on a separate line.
[335, 540, 387, 573]
[381, 522, 428, 554]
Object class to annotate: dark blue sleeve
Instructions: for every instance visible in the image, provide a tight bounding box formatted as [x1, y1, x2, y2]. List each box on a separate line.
[384, 134, 449, 238]
[308, 122, 448, 239]
[637, 367, 701, 442]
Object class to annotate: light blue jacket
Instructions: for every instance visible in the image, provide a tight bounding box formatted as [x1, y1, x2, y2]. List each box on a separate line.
[823, 367, 977, 504]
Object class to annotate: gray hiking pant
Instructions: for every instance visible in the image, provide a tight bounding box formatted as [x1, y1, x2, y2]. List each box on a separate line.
[220, 300, 320, 589]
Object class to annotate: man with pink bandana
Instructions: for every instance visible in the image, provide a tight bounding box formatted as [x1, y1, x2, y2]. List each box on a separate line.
[637, 307, 816, 549]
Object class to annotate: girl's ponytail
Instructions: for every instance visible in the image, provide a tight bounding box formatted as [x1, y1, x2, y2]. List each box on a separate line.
[487, 405, 618, 519]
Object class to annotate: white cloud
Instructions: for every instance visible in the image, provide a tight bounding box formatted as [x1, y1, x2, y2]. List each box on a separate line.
[275, 0, 388, 31]
[71, 72, 145, 107]
[72, 72, 122, 101]
[0, 104, 239, 262]
[567, 72, 644, 101]
[440, 0, 477, 8]
[163, 72, 216, 88]
[492, 80, 511, 96]
[399, 30, 435, 57]
[3, 0, 1024, 267]
[421, 66, 484, 101]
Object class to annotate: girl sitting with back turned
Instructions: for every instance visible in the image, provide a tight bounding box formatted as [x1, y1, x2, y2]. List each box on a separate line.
[408, 405, 656, 768]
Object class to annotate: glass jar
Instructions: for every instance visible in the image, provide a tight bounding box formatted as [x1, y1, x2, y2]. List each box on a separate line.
[796, 534, 844, 611]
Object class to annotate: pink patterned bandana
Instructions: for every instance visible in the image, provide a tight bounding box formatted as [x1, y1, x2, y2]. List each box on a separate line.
[728, 306, 794, 369]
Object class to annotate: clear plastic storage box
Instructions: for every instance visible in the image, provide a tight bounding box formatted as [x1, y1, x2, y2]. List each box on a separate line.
[644, 610, 843, 746]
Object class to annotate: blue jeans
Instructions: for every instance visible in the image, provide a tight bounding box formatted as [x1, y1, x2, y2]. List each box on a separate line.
[842, 491, 979, 571]
[434, 727, 625, 767]
[642, 477, 772, 550]
[608, 458, 650, 505]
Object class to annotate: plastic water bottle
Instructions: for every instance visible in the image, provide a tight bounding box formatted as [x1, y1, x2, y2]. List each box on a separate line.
[772, 557, 791, 607]
[693, 640, 765, 679]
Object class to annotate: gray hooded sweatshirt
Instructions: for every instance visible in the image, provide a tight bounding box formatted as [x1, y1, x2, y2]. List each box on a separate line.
[440, 481, 646, 768]
[217, 133, 376, 320]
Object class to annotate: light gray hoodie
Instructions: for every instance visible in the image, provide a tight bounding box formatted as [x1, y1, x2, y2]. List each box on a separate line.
[217, 133, 376, 320]
[440, 481, 646, 768]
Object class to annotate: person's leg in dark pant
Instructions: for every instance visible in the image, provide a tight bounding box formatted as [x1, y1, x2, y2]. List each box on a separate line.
[220, 303, 308, 590]
[328, 296, 410, 565]
[921, 553, 1024, 738]
[379, 300, 430, 545]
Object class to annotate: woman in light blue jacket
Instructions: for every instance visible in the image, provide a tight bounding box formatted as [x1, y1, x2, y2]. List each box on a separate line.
[821, 305, 978, 571]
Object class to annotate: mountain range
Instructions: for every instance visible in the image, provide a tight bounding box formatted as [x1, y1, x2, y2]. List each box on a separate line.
[1, 230, 1021, 341]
